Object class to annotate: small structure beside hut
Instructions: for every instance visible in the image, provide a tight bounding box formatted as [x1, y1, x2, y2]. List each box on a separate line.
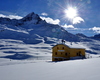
[52, 40, 85, 61]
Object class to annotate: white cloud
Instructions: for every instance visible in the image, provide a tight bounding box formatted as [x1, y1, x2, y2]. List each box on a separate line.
[89, 27, 100, 33]
[0, 14, 22, 19]
[62, 24, 74, 28]
[40, 16, 60, 25]
[0, 14, 6, 17]
[62, 24, 77, 30]
[41, 12, 48, 16]
[73, 17, 84, 24]
[7, 15, 22, 19]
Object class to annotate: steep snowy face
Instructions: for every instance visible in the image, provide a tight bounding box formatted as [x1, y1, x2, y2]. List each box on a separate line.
[20, 12, 46, 25]
[22, 12, 41, 21]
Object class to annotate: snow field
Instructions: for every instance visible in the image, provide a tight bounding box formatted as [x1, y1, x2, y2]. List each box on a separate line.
[0, 39, 52, 61]
[0, 58, 100, 80]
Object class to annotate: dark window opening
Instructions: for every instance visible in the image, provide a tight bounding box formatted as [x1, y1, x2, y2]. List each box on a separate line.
[62, 47, 64, 49]
[65, 53, 67, 56]
[55, 52, 57, 55]
[77, 53, 79, 56]
[77, 52, 81, 56]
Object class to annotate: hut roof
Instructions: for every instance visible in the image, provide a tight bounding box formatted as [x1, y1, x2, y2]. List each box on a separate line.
[52, 43, 85, 49]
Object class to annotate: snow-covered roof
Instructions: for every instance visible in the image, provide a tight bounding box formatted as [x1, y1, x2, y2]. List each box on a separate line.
[53, 42, 85, 49]
[66, 43, 85, 49]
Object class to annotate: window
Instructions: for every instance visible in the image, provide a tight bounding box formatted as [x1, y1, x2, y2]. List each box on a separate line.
[61, 52, 63, 55]
[55, 52, 57, 55]
[57, 47, 59, 49]
[77, 52, 81, 56]
[65, 53, 67, 56]
[77, 53, 79, 56]
[62, 47, 64, 49]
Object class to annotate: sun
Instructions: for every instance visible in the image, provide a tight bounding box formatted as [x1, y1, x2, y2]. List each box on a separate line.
[64, 7, 77, 19]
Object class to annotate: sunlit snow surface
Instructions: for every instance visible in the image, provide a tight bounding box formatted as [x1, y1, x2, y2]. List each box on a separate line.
[0, 39, 52, 60]
[0, 38, 100, 60]
[0, 57, 100, 80]
[0, 39, 100, 80]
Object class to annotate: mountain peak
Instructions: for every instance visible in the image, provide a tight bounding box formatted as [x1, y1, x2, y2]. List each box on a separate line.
[76, 33, 87, 37]
[0, 12, 46, 26]
[22, 12, 41, 22]
[25, 12, 35, 18]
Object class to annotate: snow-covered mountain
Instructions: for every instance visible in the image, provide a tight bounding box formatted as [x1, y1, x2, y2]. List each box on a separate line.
[0, 12, 80, 44]
[0, 12, 45, 26]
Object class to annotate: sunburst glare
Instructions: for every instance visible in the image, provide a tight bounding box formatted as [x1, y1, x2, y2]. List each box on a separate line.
[64, 7, 77, 19]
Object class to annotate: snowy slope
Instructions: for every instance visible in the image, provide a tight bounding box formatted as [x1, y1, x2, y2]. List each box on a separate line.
[0, 38, 100, 80]
[0, 38, 100, 61]
[0, 39, 52, 60]
[0, 58, 100, 80]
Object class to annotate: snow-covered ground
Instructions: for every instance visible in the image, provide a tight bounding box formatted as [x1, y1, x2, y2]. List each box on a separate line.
[0, 39, 52, 60]
[0, 39, 100, 80]
[0, 38, 100, 61]
[0, 57, 100, 80]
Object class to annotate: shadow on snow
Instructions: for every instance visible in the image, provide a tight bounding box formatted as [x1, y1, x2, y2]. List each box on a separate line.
[0, 53, 33, 60]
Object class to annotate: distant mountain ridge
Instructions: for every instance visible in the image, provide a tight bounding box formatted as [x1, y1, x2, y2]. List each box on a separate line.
[91, 34, 100, 39]
[76, 33, 87, 38]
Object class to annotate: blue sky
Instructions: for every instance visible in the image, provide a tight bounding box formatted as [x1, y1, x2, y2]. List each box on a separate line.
[0, 0, 100, 36]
